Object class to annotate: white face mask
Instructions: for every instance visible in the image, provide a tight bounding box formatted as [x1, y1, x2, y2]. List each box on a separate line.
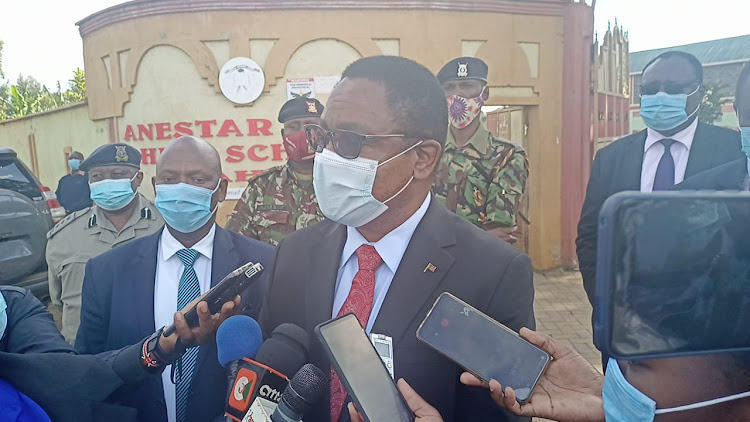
[312, 141, 423, 227]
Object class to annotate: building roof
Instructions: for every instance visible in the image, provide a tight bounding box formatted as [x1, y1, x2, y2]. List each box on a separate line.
[630, 34, 750, 74]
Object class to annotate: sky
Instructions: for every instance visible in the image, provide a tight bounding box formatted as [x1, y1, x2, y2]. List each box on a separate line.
[1, 0, 749, 88]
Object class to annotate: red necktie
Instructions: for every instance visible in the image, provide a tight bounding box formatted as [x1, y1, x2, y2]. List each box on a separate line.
[330, 244, 383, 422]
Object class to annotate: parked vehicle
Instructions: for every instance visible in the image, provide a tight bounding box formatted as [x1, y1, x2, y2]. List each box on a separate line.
[0, 147, 65, 298]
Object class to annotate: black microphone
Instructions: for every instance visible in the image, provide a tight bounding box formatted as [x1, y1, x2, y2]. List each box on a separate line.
[271, 364, 326, 422]
[223, 323, 311, 422]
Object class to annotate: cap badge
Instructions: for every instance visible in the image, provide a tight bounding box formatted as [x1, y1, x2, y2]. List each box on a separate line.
[457, 63, 468, 78]
[306, 101, 318, 114]
[115, 145, 129, 162]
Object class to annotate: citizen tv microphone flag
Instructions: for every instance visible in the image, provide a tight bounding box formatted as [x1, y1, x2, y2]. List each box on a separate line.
[222, 323, 311, 422]
[217, 316, 264, 421]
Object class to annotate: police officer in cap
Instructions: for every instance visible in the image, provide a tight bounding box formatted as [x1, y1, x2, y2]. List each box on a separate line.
[226, 97, 325, 245]
[433, 57, 529, 244]
[46, 143, 164, 343]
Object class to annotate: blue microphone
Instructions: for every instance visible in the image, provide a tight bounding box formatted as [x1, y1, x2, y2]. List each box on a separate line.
[217, 315, 263, 422]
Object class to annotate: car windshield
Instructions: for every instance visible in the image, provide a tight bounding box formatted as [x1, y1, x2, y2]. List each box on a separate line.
[0, 161, 41, 200]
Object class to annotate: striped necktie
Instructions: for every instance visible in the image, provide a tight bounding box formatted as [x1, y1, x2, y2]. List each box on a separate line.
[175, 248, 201, 422]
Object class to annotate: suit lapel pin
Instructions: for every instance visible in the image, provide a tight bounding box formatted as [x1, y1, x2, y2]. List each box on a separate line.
[423, 263, 437, 273]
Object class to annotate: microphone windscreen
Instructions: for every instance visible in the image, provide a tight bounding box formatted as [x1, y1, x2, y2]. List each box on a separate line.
[216, 315, 263, 367]
[255, 323, 311, 378]
[285, 364, 326, 415]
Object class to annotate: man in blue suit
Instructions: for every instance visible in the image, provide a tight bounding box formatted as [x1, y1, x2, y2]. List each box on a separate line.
[76, 136, 274, 422]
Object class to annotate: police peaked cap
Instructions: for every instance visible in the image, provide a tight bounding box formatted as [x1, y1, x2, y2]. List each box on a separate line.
[278, 97, 325, 123]
[79, 143, 141, 172]
[437, 57, 488, 84]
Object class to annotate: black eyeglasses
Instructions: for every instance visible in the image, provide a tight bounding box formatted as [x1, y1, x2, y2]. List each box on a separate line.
[640, 82, 700, 96]
[304, 124, 413, 159]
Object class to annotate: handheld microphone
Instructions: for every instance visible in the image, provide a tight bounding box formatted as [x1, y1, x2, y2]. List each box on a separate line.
[224, 323, 311, 422]
[270, 364, 326, 422]
[217, 315, 264, 417]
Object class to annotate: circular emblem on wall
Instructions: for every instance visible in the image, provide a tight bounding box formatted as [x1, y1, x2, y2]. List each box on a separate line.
[219, 57, 265, 104]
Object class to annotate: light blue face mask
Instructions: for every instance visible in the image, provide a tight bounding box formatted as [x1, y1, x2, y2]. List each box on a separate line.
[89, 173, 138, 211]
[0, 290, 7, 341]
[603, 358, 750, 422]
[155, 180, 220, 233]
[739, 127, 750, 159]
[640, 86, 700, 132]
[68, 159, 81, 171]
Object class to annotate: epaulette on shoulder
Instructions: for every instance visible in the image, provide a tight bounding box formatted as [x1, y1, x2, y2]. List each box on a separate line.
[140, 206, 153, 220]
[490, 134, 525, 154]
[47, 207, 93, 239]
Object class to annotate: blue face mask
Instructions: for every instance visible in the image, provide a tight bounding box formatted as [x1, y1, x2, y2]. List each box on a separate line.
[68, 159, 81, 171]
[89, 173, 138, 211]
[155, 181, 220, 233]
[739, 127, 750, 159]
[640, 86, 700, 132]
[0, 290, 7, 341]
[603, 358, 750, 422]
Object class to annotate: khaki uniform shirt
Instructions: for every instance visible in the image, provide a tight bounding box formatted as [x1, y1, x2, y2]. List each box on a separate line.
[46, 193, 164, 343]
[433, 113, 529, 229]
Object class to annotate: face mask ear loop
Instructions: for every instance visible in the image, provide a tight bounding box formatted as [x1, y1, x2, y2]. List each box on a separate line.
[383, 175, 415, 204]
[655, 390, 750, 414]
[377, 140, 424, 168]
[208, 178, 222, 215]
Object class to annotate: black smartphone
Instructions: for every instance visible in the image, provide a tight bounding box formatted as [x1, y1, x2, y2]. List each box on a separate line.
[315, 314, 415, 422]
[594, 191, 750, 360]
[416, 293, 549, 403]
[162, 262, 263, 337]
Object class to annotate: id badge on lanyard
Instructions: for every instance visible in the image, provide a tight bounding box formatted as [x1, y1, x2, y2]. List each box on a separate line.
[370, 333, 395, 379]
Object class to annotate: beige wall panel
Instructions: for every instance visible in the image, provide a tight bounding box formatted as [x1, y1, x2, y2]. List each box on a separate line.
[0, 104, 109, 190]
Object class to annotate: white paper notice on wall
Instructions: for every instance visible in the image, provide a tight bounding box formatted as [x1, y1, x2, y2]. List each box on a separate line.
[226, 187, 244, 200]
[286, 78, 316, 100]
[314, 75, 341, 94]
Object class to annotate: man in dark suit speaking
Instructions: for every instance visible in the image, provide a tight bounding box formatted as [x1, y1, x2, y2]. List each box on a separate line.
[576, 51, 743, 305]
[260, 56, 535, 422]
[76, 136, 274, 422]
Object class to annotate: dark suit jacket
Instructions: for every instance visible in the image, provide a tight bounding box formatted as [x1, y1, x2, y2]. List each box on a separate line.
[576, 123, 742, 304]
[75, 225, 274, 422]
[676, 157, 748, 190]
[260, 197, 536, 422]
[0, 286, 159, 422]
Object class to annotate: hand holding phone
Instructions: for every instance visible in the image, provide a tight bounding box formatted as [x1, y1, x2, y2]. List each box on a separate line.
[162, 262, 263, 337]
[417, 293, 549, 403]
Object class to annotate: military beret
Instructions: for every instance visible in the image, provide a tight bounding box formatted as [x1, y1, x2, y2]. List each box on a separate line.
[79, 143, 141, 172]
[437, 57, 488, 84]
[278, 97, 324, 123]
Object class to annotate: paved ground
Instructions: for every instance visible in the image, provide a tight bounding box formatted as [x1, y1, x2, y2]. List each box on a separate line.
[534, 269, 602, 371]
[532, 269, 601, 422]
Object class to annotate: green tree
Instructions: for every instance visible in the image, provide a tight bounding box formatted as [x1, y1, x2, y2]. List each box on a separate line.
[699, 82, 726, 125]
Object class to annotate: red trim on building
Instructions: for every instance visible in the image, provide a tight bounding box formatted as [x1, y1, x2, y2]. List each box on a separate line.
[559, 2, 594, 267]
[77, 0, 566, 36]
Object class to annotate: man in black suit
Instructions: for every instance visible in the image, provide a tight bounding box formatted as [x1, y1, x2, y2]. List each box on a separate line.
[260, 56, 535, 422]
[679, 61, 750, 191]
[76, 137, 274, 422]
[576, 51, 743, 305]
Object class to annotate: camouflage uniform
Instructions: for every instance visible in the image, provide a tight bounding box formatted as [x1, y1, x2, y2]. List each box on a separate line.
[433, 113, 528, 228]
[225, 165, 324, 246]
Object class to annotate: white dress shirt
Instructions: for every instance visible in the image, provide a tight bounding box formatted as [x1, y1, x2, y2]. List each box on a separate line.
[332, 194, 431, 333]
[154, 224, 216, 422]
[641, 118, 698, 192]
